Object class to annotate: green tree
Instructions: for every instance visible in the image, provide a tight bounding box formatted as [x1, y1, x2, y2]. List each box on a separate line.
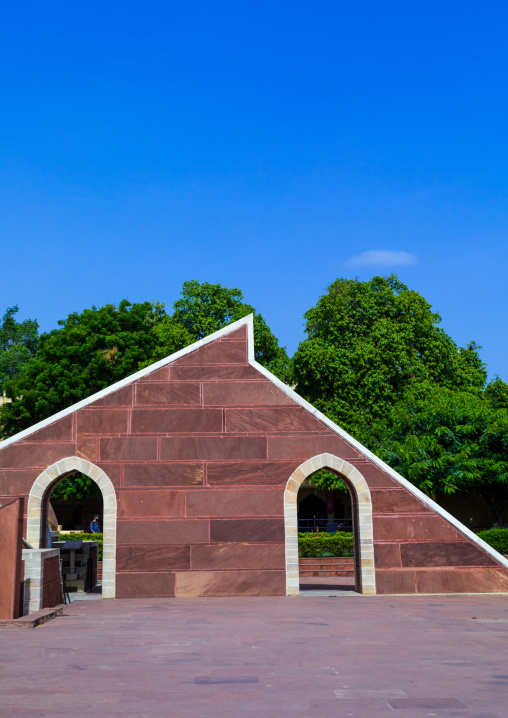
[0, 300, 166, 437]
[292, 275, 487, 444]
[146, 280, 290, 381]
[0, 306, 39, 392]
[375, 383, 508, 525]
[51, 473, 101, 501]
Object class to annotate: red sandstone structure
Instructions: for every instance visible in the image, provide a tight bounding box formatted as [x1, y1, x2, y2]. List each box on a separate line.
[1, 315, 507, 610]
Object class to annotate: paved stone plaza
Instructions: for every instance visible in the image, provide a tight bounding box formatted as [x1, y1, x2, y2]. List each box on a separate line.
[1, 594, 507, 717]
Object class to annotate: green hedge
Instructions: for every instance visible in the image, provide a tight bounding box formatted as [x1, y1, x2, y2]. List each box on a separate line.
[476, 529, 508, 556]
[59, 532, 103, 560]
[298, 532, 354, 558]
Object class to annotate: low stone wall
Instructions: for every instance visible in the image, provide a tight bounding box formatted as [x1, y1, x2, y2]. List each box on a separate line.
[22, 548, 63, 615]
[299, 557, 354, 577]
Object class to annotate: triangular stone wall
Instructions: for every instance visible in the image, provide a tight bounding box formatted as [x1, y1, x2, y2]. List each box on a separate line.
[1, 318, 507, 596]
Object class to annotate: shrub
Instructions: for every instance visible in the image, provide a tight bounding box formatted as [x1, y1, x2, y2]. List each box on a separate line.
[298, 531, 354, 558]
[476, 529, 508, 556]
[59, 532, 103, 560]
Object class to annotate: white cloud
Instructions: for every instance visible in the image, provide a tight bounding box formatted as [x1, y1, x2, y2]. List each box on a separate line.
[344, 250, 419, 267]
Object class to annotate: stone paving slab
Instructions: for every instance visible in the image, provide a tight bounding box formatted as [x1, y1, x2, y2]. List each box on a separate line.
[1, 594, 507, 716]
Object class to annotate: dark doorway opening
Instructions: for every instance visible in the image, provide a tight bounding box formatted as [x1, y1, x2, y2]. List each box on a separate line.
[297, 470, 359, 595]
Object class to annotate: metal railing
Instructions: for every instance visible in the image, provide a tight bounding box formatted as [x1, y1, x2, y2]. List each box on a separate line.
[298, 518, 353, 533]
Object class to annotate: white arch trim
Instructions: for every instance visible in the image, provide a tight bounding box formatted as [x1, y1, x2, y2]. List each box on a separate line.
[284, 454, 376, 596]
[27, 457, 117, 599]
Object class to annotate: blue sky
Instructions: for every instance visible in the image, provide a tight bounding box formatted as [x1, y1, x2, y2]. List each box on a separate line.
[1, 2, 507, 378]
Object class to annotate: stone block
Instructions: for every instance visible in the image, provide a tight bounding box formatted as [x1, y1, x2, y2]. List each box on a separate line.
[131, 408, 222, 434]
[31, 415, 73, 442]
[116, 545, 190, 572]
[226, 407, 323, 433]
[203, 381, 294, 406]
[268, 435, 359, 460]
[100, 437, 157, 461]
[375, 569, 416, 594]
[371, 489, 431, 515]
[374, 543, 401, 568]
[77, 409, 128, 435]
[401, 541, 498, 568]
[77, 438, 97, 462]
[124, 462, 204, 487]
[349, 462, 399, 487]
[210, 518, 284, 543]
[207, 461, 296, 486]
[161, 436, 267, 461]
[190, 543, 285, 570]
[373, 515, 458, 542]
[118, 490, 185, 518]
[415, 567, 508, 593]
[94, 385, 133, 406]
[171, 341, 247, 366]
[170, 364, 261, 381]
[117, 519, 209, 544]
[0, 443, 75, 469]
[174, 570, 285, 597]
[116, 572, 176, 598]
[135, 382, 201, 405]
[186, 489, 283, 517]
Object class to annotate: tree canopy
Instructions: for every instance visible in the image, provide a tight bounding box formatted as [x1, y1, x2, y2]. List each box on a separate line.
[0, 282, 288, 438]
[144, 280, 290, 381]
[0, 300, 166, 436]
[374, 383, 508, 523]
[291, 275, 487, 444]
[0, 306, 39, 393]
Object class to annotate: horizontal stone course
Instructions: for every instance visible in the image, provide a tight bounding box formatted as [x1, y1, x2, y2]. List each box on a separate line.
[123, 463, 204, 487]
[100, 437, 157, 461]
[117, 519, 209, 544]
[373, 515, 459, 542]
[227, 407, 323, 433]
[78, 409, 128, 435]
[371, 489, 432, 514]
[116, 545, 190, 572]
[161, 436, 267, 461]
[210, 518, 284, 543]
[186, 489, 283, 517]
[118, 490, 186, 518]
[190, 543, 285, 570]
[131, 408, 222, 434]
[204, 382, 294, 406]
[135, 382, 201, 405]
[0, 443, 75, 469]
[174, 569, 285, 597]
[171, 341, 247, 366]
[268, 435, 359, 460]
[116, 572, 176, 598]
[206, 461, 297, 486]
[401, 541, 497, 568]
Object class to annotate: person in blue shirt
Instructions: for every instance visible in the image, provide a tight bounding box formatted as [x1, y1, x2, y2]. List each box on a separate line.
[90, 515, 100, 533]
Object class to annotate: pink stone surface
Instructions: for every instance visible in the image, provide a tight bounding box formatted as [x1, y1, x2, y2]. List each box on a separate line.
[1, 594, 507, 716]
[2, 324, 508, 598]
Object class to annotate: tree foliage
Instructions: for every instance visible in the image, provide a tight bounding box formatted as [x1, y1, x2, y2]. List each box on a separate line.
[374, 383, 508, 523]
[51, 473, 102, 501]
[292, 275, 487, 443]
[0, 300, 166, 436]
[0, 306, 39, 393]
[145, 280, 290, 381]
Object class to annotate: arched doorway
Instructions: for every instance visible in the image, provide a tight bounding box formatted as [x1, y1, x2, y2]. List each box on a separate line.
[27, 457, 117, 598]
[284, 454, 376, 596]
